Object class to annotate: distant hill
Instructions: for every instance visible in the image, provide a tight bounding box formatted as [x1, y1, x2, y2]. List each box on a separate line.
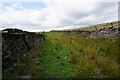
[62, 21, 119, 31]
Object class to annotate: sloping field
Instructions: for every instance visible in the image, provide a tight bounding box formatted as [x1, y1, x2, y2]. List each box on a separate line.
[62, 21, 118, 31]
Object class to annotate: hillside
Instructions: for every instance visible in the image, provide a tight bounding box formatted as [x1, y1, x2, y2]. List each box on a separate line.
[61, 21, 118, 31]
[51, 21, 119, 38]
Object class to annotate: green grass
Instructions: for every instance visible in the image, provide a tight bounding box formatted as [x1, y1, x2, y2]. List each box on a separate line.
[32, 32, 119, 78]
[31, 32, 74, 78]
[62, 35, 119, 78]
[3, 32, 119, 78]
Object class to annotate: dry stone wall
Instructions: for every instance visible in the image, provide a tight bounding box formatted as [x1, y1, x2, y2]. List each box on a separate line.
[51, 27, 120, 38]
[2, 29, 45, 71]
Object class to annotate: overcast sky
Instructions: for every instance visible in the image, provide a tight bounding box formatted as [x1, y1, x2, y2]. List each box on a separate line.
[0, 0, 119, 32]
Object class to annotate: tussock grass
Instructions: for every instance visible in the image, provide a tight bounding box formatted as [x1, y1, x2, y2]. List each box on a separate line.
[74, 59, 97, 78]
[69, 50, 79, 64]
[60, 34, 119, 78]
[85, 46, 97, 60]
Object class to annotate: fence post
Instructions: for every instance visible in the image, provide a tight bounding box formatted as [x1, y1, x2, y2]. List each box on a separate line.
[111, 23, 113, 28]
[95, 26, 97, 30]
[43, 31, 45, 41]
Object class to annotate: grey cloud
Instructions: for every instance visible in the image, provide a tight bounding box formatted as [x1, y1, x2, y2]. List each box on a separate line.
[60, 2, 117, 27]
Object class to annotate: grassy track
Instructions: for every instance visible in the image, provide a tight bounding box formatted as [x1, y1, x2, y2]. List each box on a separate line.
[32, 32, 74, 78]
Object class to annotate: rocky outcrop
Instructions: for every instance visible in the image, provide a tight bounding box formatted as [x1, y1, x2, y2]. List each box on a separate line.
[2, 29, 45, 71]
[51, 27, 120, 38]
